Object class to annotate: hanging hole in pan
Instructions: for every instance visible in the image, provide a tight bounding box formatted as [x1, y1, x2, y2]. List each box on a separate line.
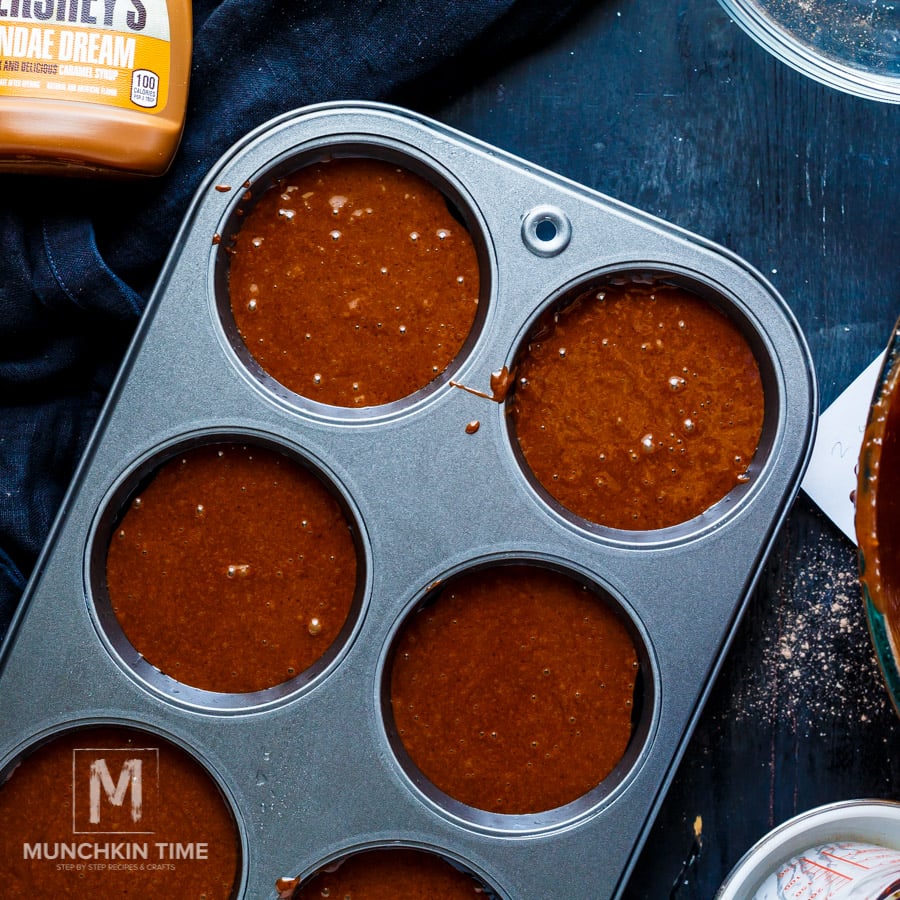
[521, 205, 571, 257]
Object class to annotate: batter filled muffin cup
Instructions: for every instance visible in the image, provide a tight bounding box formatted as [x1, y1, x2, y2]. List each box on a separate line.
[508, 273, 768, 532]
[276, 846, 497, 898]
[94, 437, 363, 703]
[220, 150, 486, 409]
[0, 724, 242, 898]
[386, 562, 647, 819]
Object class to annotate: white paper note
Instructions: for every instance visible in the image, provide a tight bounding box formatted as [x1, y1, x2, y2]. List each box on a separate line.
[800, 351, 886, 545]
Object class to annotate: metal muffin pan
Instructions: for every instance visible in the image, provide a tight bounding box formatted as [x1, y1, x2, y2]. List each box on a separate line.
[0, 101, 817, 898]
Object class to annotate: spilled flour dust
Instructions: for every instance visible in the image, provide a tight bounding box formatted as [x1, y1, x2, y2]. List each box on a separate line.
[725, 532, 892, 733]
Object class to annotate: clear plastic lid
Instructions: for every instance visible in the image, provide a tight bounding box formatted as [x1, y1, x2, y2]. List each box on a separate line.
[718, 0, 900, 103]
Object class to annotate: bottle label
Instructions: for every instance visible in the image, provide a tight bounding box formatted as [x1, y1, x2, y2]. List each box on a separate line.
[0, 1, 171, 112]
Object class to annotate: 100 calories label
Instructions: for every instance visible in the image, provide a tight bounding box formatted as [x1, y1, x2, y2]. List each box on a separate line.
[753, 842, 900, 899]
[0, 0, 171, 111]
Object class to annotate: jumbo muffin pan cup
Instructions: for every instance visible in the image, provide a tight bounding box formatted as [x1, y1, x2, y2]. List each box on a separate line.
[0, 102, 817, 898]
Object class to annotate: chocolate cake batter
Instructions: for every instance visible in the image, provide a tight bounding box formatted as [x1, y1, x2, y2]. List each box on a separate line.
[105, 442, 358, 693]
[858, 352, 900, 657]
[228, 156, 481, 407]
[510, 281, 765, 530]
[389, 565, 638, 814]
[280, 848, 487, 898]
[0, 725, 240, 898]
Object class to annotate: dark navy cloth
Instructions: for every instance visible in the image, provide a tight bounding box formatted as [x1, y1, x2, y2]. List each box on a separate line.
[0, 1, 586, 641]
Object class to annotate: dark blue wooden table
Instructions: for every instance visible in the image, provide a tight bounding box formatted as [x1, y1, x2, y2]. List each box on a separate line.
[407, 0, 900, 895]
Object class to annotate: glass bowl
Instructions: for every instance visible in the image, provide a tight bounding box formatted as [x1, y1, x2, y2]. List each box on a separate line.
[718, 0, 900, 103]
[857, 317, 900, 718]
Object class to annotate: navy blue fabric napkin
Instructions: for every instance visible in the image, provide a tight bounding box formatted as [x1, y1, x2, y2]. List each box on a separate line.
[0, 0, 586, 641]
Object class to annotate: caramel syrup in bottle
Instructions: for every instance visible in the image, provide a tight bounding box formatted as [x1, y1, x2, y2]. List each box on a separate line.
[0, 0, 191, 177]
